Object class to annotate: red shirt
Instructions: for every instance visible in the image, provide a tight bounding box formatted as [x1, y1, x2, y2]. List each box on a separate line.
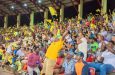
[56, 57, 63, 65]
[85, 21, 90, 26]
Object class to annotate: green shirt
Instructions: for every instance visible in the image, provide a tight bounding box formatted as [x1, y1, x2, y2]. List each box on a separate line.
[91, 42, 99, 52]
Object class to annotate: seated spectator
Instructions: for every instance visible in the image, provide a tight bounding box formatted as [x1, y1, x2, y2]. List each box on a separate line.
[86, 38, 98, 62]
[61, 51, 75, 75]
[53, 51, 65, 75]
[74, 52, 89, 75]
[90, 38, 99, 53]
[89, 41, 115, 75]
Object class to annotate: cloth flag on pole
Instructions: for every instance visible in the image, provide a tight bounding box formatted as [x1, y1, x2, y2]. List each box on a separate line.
[49, 6, 57, 16]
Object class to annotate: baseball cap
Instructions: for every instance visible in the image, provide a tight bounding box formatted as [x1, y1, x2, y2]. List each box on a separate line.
[76, 51, 84, 57]
[58, 51, 64, 56]
[67, 51, 74, 56]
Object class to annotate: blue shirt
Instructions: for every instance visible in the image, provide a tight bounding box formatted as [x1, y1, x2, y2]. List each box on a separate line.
[13, 50, 18, 55]
[62, 58, 76, 74]
[69, 48, 76, 53]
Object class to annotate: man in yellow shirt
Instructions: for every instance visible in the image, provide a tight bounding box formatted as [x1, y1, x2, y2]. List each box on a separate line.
[41, 23, 70, 75]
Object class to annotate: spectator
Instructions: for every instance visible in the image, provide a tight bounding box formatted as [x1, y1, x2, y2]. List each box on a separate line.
[53, 51, 65, 75]
[77, 32, 88, 60]
[41, 25, 69, 75]
[89, 41, 115, 75]
[74, 52, 89, 75]
[61, 51, 75, 75]
[90, 38, 99, 53]
[27, 49, 41, 75]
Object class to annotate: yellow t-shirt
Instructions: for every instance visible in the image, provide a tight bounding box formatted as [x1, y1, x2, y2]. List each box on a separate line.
[0, 49, 3, 55]
[15, 61, 22, 71]
[75, 62, 84, 75]
[45, 39, 64, 60]
[0, 49, 4, 60]
[8, 55, 13, 64]
[90, 23, 96, 29]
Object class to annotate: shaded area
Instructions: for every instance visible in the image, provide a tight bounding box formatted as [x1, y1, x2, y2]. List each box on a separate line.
[8, 15, 17, 27]
[107, 0, 115, 13]
[0, 0, 115, 27]
[34, 12, 44, 24]
[65, 6, 78, 18]
[0, 16, 4, 27]
[20, 14, 30, 26]
[83, 0, 100, 18]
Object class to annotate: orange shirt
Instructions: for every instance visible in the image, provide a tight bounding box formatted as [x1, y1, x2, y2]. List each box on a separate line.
[75, 61, 84, 75]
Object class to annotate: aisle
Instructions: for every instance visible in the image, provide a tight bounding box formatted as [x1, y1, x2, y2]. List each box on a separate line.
[0, 68, 13, 75]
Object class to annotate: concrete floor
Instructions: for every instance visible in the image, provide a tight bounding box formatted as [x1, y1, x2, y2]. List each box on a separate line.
[0, 68, 13, 75]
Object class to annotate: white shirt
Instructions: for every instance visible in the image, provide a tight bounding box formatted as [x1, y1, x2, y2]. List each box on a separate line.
[102, 50, 115, 68]
[101, 31, 107, 37]
[16, 49, 25, 57]
[65, 35, 72, 43]
[6, 44, 12, 54]
[99, 41, 108, 49]
[78, 37, 87, 53]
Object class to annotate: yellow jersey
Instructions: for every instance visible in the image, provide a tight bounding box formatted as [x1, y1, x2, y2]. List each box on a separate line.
[0, 49, 3, 55]
[45, 39, 64, 60]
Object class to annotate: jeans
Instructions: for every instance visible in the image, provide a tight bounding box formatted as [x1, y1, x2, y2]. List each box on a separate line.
[89, 62, 114, 75]
[28, 66, 40, 75]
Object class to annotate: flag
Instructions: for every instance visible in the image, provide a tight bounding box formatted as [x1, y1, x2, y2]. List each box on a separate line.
[50, 25, 54, 32]
[96, 9, 100, 12]
[44, 19, 52, 29]
[90, 23, 96, 29]
[49, 6, 57, 16]
[46, 19, 52, 24]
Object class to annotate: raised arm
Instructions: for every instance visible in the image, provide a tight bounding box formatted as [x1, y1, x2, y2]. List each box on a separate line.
[62, 21, 71, 40]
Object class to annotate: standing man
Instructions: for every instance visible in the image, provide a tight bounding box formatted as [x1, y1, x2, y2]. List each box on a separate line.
[77, 32, 88, 60]
[41, 22, 70, 75]
[27, 49, 41, 75]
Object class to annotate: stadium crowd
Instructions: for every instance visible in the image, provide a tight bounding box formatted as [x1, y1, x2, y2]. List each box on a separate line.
[0, 13, 115, 75]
